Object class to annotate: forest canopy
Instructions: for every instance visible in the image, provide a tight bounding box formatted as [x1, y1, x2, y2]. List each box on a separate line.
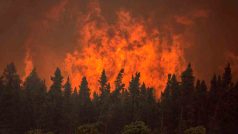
[0, 63, 237, 134]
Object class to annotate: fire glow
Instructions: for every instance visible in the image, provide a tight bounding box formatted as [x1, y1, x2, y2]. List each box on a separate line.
[23, 1, 186, 97]
[63, 2, 185, 97]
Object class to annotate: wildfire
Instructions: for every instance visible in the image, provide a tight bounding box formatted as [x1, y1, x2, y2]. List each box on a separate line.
[23, 49, 33, 80]
[20, 0, 187, 97]
[64, 1, 185, 97]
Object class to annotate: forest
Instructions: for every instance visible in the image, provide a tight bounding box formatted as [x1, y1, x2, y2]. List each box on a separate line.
[0, 63, 237, 134]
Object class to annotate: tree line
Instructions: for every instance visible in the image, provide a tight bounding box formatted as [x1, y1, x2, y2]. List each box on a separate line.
[0, 63, 237, 134]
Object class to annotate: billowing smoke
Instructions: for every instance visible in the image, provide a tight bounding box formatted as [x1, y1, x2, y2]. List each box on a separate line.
[0, 0, 237, 97]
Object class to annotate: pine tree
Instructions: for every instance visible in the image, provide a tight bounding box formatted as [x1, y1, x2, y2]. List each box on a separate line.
[62, 77, 73, 133]
[49, 68, 63, 97]
[98, 69, 110, 105]
[180, 63, 195, 131]
[92, 91, 100, 121]
[129, 73, 140, 98]
[78, 76, 94, 125]
[98, 69, 110, 98]
[144, 87, 158, 130]
[128, 72, 141, 122]
[222, 63, 232, 89]
[23, 69, 47, 130]
[108, 69, 126, 133]
[0, 63, 23, 133]
[97, 70, 111, 132]
[1, 63, 21, 90]
[216, 64, 237, 133]
[0, 75, 3, 91]
[112, 69, 125, 100]
[71, 87, 79, 130]
[209, 74, 219, 116]
[79, 76, 91, 106]
[160, 74, 175, 134]
[194, 80, 207, 126]
[63, 77, 72, 100]
[226, 81, 238, 133]
[47, 67, 64, 133]
[181, 64, 195, 95]
[208, 75, 221, 133]
[210, 75, 218, 95]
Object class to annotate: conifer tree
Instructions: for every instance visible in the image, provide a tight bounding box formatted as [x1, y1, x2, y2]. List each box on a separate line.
[62, 77, 73, 133]
[128, 72, 141, 121]
[112, 69, 125, 101]
[78, 76, 94, 126]
[71, 87, 79, 129]
[108, 69, 126, 133]
[160, 74, 175, 134]
[216, 64, 237, 133]
[79, 76, 91, 106]
[222, 63, 232, 89]
[194, 80, 207, 126]
[49, 68, 63, 96]
[210, 75, 218, 95]
[63, 77, 72, 100]
[47, 67, 64, 133]
[180, 63, 195, 131]
[23, 69, 47, 130]
[0, 63, 23, 133]
[0, 75, 3, 91]
[98, 69, 110, 98]
[0, 62, 237, 133]
[97, 70, 111, 132]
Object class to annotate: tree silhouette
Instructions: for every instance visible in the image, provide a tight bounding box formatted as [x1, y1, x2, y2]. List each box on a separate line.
[128, 72, 141, 122]
[180, 64, 195, 131]
[23, 69, 47, 130]
[222, 63, 232, 89]
[98, 69, 110, 98]
[0, 63, 237, 134]
[194, 80, 207, 126]
[62, 77, 73, 133]
[112, 69, 125, 100]
[63, 77, 72, 100]
[0, 63, 24, 133]
[79, 77, 91, 106]
[78, 76, 93, 125]
[47, 68, 64, 133]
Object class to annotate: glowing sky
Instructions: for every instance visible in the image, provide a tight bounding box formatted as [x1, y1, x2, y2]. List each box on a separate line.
[0, 0, 237, 95]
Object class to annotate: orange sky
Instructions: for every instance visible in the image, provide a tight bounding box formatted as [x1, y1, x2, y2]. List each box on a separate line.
[0, 0, 238, 97]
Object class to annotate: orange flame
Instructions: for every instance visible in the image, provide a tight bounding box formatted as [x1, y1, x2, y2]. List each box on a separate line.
[64, 2, 185, 97]
[22, 0, 68, 82]
[23, 49, 33, 80]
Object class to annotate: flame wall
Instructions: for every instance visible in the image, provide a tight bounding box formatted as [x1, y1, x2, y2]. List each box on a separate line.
[64, 3, 185, 96]
[0, 0, 238, 98]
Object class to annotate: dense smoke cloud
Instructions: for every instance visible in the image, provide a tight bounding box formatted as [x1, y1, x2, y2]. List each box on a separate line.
[0, 0, 237, 90]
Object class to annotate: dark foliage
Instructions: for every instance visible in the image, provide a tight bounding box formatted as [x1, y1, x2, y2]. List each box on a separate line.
[0, 63, 237, 134]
